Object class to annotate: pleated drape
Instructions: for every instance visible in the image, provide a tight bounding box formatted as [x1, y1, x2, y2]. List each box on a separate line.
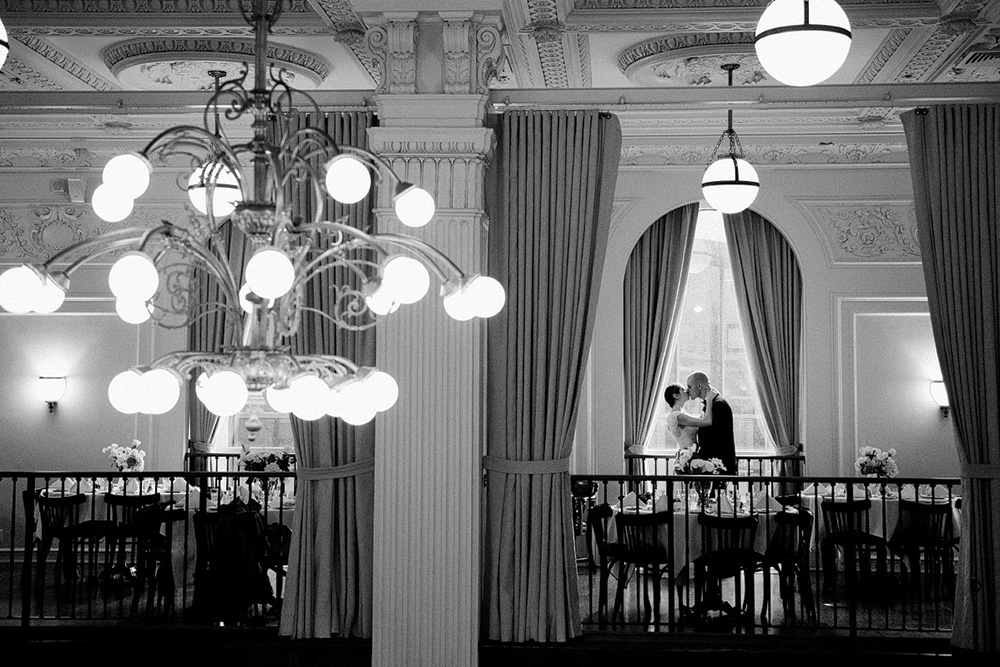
[623, 203, 699, 450]
[187, 220, 251, 453]
[483, 110, 621, 642]
[278, 110, 376, 639]
[902, 104, 1000, 653]
[722, 210, 802, 454]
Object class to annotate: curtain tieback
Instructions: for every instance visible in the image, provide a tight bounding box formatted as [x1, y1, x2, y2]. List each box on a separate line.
[959, 462, 1000, 479]
[482, 455, 570, 475]
[297, 459, 375, 481]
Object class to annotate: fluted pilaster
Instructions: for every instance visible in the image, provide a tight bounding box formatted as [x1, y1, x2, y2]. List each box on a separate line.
[369, 95, 493, 667]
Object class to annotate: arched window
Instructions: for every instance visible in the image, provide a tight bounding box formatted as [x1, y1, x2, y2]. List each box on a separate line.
[651, 208, 774, 452]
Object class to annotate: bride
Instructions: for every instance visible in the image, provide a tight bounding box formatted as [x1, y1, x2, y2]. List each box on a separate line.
[663, 383, 718, 465]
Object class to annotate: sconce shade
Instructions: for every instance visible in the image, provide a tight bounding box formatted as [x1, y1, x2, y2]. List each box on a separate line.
[755, 0, 852, 87]
[39, 376, 67, 403]
[701, 157, 760, 214]
[930, 380, 949, 408]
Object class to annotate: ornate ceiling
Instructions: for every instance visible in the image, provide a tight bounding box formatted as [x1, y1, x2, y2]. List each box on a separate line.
[0, 0, 997, 145]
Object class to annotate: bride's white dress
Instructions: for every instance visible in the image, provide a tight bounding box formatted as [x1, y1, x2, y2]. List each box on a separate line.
[665, 410, 698, 451]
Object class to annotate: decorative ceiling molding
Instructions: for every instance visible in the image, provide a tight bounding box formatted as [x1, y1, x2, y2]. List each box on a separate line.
[793, 200, 921, 265]
[856, 28, 913, 84]
[619, 142, 909, 166]
[894, 27, 963, 82]
[1, 0, 314, 17]
[14, 36, 120, 91]
[103, 38, 330, 88]
[0, 146, 97, 168]
[0, 56, 61, 92]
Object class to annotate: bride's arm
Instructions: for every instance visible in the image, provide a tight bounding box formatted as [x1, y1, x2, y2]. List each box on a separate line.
[677, 392, 717, 427]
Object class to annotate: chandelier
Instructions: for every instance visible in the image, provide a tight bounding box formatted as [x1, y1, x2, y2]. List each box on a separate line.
[701, 64, 760, 215]
[0, 0, 505, 426]
[754, 0, 852, 87]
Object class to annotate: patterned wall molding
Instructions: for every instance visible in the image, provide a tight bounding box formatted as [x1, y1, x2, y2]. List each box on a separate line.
[619, 142, 909, 166]
[15, 36, 120, 91]
[0, 204, 190, 263]
[0, 146, 98, 168]
[2, 0, 313, 16]
[795, 200, 920, 265]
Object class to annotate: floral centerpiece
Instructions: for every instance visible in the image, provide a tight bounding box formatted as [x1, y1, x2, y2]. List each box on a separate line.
[240, 450, 294, 501]
[102, 440, 146, 494]
[674, 450, 726, 508]
[855, 444, 898, 478]
[103, 439, 146, 472]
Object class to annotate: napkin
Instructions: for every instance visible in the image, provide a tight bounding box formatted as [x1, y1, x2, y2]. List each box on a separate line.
[651, 493, 673, 512]
[45, 478, 93, 495]
[801, 482, 829, 497]
[717, 493, 736, 515]
[618, 491, 648, 511]
[753, 490, 782, 512]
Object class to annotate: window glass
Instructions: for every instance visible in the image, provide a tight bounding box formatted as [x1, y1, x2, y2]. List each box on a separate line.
[650, 209, 774, 453]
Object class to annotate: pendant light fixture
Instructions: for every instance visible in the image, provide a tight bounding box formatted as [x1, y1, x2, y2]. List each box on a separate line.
[701, 64, 759, 215]
[755, 0, 852, 87]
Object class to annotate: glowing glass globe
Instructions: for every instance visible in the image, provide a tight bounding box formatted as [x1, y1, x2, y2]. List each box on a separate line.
[394, 184, 435, 227]
[465, 276, 505, 318]
[91, 183, 135, 223]
[382, 256, 430, 305]
[34, 277, 67, 314]
[0, 18, 9, 71]
[701, 157, 760, 214]
[187, 162, 242, 217]
[325, 154, 372, 204]
[245, 247, 295, 300]
[109, 252, 159, 301]
[196, 370, 249, 417]
[108, 369, 143, 414]
[103, 153, 152, 199]
[755, 0, 852, 87]
[0, 265, 43, 314]
[116, 298, 153, 325]
[140, 368, 182, 415]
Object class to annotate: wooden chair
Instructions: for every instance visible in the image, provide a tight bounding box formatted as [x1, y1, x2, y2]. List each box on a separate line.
[191, 509, 221, 620]
[263, 522, 292, 613]
[586, 503, 624, 627]
[571, 479, 598, 566]
[29, 490, 108, 593]
[820, 498, 888, 604]
[888, 499, 959, 600]
[758, 508, 816, 625]
[103, 492, 161, 583]
[689, 512, 761, 627]
[612, 510, 673, 627]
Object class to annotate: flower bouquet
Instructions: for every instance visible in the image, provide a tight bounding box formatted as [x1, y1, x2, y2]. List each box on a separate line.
[855, 444, 898, 478]
[240, 450, 294, 502]
[102, 439, 146, 494]
[674, 452, 726, 509]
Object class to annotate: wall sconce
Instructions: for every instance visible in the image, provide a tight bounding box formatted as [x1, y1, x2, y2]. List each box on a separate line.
[929, 380, 949, 418]
[39, 376, 66, 412]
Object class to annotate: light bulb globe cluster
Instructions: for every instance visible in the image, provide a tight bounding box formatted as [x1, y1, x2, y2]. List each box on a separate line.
[107, 367, 183, 415]
[442, 276, 506, 321]
[108, 251, 159, 325]
[92, 153, 152, 223]
[0, 265, 66, 314]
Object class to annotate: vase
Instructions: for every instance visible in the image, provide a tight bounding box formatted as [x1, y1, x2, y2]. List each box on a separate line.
[125, 477, 140, 495]
[695, 481, 713, 510]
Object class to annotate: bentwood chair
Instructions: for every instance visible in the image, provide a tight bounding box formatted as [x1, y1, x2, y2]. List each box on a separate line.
[612, 509, 673, 628]
[103, 492, 161, 583]
[689, 512, 761, 628]
[758, 508, 816, 625]
[28, 490, 109, 597]
[888, 499, 959, 600]
[820, 498, 888, 604]
[586, 503, 624, 627]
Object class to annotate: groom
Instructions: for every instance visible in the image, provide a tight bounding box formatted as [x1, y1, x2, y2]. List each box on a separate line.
[687, 371, 736, 476]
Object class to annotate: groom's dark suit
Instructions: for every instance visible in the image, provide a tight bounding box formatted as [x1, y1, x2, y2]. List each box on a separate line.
[695, 397, 736, 476]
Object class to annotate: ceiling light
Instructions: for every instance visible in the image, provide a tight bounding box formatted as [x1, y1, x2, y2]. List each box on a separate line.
[755, 0, 852, 87]
[701, 64, 760, 215]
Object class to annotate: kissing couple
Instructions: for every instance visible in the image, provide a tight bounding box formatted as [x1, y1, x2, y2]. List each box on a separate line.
[663, 371, 737, 476]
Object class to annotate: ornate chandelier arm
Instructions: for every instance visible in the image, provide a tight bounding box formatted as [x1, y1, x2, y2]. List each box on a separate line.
[372, 232, 468, 284]
[39, 225, 172, 283]
[166, 228, 243, 317]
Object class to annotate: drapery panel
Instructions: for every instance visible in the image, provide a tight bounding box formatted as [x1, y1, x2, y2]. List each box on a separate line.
[623, 203, 699, 451]
[187, 220, 251, 456]
[902, 104, 999, 653]
[278, 110, 376, 639]
[723, 209, 802, 455]
[483, 110, 621, 642]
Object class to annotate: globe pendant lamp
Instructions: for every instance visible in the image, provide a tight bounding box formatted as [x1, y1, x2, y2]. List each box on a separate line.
[701, 64, 760, 215]
[755, 0, 852, 87]
[0, 15, 9, 72]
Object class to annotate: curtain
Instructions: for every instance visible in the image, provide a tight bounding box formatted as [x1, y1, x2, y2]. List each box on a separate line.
[623, 203, 699, 452]
[278, 110, 376, 639]
[482, 110, 622, 641]
[187, 220, 251, 460]
[902, 104, 999, 653]
[723, 209, 802, 456]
